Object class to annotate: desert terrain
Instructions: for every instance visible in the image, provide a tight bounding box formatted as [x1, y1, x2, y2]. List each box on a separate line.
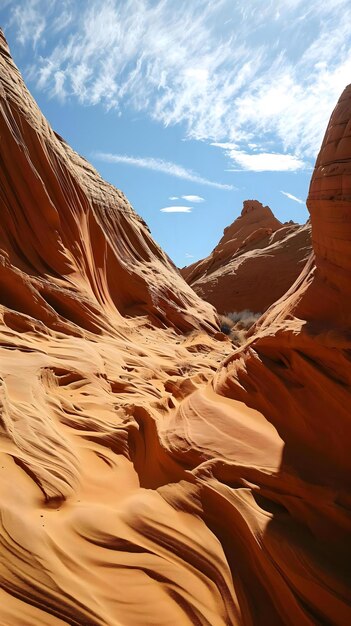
[0, 29, 350, 626]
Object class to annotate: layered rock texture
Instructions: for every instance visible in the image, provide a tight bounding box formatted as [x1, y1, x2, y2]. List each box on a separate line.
[181, 200, 311, 314]
[0, 29, 217, 336]
[0, 29, 350, 626]
[205, 86, 351, 624]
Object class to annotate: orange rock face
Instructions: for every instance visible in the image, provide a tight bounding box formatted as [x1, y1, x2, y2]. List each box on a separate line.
[202, 88, 351, 623]
[0, 29, 350, 626]
[0, 30, 217, 336]
[0, 30, 234, 626]
[182, 199, 311, 314]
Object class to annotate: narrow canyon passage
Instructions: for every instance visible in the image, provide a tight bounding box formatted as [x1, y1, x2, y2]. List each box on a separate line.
[0, 28, 350, 626]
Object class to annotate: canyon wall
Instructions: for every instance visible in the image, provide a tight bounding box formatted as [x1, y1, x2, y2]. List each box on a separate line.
[182, 200, 311, 314]
[0, 29, 350, 626]
[0, 29, 217, 336]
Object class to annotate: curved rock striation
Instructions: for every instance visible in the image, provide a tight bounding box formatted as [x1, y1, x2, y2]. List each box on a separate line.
[0, 29, 217, 335]
[169, 86, 351, 624]
[0, 28, 350, 626]
[181, 200, 311, 314]
[0, 30, 234, 626]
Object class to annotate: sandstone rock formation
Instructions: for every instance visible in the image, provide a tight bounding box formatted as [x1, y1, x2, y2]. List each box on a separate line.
[0, 28, 350, 626]
[0, 30, 234, 626]
[181, 200, 311, 314]
[174, 90, 351, 624]
[0, 29, 217, 336]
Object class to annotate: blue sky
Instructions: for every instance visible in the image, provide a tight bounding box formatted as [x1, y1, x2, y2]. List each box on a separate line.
[1, 0, 350, 266]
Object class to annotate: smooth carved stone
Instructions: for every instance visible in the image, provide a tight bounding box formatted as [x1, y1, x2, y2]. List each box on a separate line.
[181, 199, 311, 314]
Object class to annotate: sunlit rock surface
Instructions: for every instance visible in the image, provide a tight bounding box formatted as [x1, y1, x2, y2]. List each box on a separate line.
[0, 29, 217, 336]
[181, 200, 311, 314]
[0, 29, 350, 626]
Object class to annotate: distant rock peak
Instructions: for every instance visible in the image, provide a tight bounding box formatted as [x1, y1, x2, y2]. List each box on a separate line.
[181, 198, 311, 314]
[241, 199, 273, 217]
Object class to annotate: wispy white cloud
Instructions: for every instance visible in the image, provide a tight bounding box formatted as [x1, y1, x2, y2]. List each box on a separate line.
[168, 195, 204, 202]
[215, 142, 306, 171]
[6, 0, 74, 49]
[281, 190, 305, 204]
[94, 152, 233, 190]
[181, 195, 204, 202]
[4, 0, 351, 162]
[52, 7, 73, 33]
[185, 252, 194, 257]
[160, 206, 192, 213]
[221, 148, 306, 172]
[9, 0, 48, 47]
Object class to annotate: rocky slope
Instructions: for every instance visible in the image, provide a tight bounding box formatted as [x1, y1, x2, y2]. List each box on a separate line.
[181, 200, 311, 314]
[176, 88, 351, 624]
[0, 30, 232, 626]
[0, 29, 350, 626]
[0, 29, 217, 336]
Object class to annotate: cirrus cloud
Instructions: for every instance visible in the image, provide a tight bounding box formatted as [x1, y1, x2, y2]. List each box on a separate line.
[221, 148, 306, 172]
[93, 152, 233, 190]
[160, 206, 192, 213]
[4, 0, 351, 163]
[181, 195, 204, 203]
[280, 190, 305, 204]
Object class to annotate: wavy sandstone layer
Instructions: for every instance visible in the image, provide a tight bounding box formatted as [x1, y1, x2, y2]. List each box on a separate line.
[0, 29, 350, 626]
[0, 30, 217, 336]
[177, 88, 351, 624]
[181, 200, 311, 314]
